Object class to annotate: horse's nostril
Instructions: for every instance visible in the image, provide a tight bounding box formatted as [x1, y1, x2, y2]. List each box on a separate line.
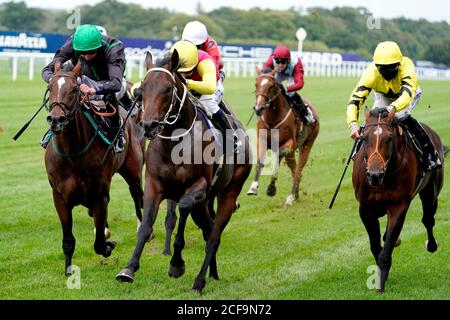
[47, 116, 52, 125]
[58, 116, 67, 124]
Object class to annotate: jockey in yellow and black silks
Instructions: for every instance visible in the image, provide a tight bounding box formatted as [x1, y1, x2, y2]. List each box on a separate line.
[346, 41, 441, 171]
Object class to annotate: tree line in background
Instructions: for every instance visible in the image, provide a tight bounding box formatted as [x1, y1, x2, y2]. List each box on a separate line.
[1, 0, 449, 65]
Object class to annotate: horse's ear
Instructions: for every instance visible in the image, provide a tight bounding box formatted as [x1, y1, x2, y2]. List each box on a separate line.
[170, 49, 180, 72]
[365, 106, 370, 122]
[54, 60, 62, 74]
[72, 61, 81, 77]
[387, 108, 396, 123]
[256, 67, 262, 75]
[145, 50, 153, 71]
[271, 67, 278, 76]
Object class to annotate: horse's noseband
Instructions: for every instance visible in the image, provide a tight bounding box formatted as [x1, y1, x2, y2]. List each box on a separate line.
[47, 74, 82, 127]
[363, 116, 394, 172]
[255, 74, 281, 113]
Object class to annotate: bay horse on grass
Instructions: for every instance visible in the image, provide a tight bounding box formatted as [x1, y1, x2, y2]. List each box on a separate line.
[116, 51, 252, 292]
[247, 68, 319, 206]
[353, 107, 444, 292]
[45, 60, 144, 275]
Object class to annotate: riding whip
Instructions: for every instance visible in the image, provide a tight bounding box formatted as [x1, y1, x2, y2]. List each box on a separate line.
[13, 89, 49, 141]
[101, 98, 139, 165]
[328, 127, 363, 209]
[245, 110, 256, 127]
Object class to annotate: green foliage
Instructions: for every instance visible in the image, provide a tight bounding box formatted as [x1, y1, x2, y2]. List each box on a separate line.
[1, 0, 450, 65]
[0, 1, 45, 32]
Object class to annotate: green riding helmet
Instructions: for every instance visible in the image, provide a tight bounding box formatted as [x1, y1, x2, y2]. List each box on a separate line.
[73, 25, 102, 52]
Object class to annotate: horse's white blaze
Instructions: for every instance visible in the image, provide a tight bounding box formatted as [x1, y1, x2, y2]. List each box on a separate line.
[255, 95, 264, 106]
[260, 78, 269, 87]
[374, 127, 383, 136]
[57, 77, 65, 100]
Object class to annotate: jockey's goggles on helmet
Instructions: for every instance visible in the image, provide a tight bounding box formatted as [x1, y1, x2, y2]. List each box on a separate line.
[376, 63, 399, 72]
[376, 63, 400, 81]
[77, 49, 98, 55]
[275, 58, 288, 64]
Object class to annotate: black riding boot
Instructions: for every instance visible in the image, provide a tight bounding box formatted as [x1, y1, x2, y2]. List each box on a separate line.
[290, 93, 315, 124]
[105, 94, 125, 153]
[212, 109, 238, 154]
[119, 91, 133, 111]
[400, 115, 442, 171]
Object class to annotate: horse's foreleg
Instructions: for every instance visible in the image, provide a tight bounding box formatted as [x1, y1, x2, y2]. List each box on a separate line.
[192, 189, 238, 293]
[359, 206, 382, 264]
[294, 143, 312, 195]
[266, 149, 282, 197]
[92, 195, 116, 258]
[378, 204, 408, 293]
[168, 205, 189, 279]
[285, 151, 297, 206]
[163, 200, 178, 256]
[190, 204, 216, 279]
[53, 190, 75, 276]
[169, 178, 208, 278]
[118, 162, 144, 231]
[247, 132, 267, 195]
[419, 187, 439, 253]
[116, 181, 162, 283]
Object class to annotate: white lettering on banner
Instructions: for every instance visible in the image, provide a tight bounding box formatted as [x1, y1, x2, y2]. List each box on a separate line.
[220, 45, 272, 59]
[0, 33, 47, 49]
[301, 51, 343, 65]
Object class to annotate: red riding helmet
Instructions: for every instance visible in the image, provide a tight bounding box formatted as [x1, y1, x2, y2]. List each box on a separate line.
[273, 45, 291, 61]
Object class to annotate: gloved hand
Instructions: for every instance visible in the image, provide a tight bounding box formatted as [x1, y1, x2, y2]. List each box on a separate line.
[386, 105, 396, 113]
[349, 123, 361, 141]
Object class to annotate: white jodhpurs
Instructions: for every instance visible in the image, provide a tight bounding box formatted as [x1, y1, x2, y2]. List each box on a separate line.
[372, 87, 422, 120]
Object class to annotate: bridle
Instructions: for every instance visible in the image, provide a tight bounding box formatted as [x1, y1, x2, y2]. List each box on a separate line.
[255, 74, 281, 110]
[47, 73, 88, 127]
[362, 114, 407, 176]
[144, 67, 196, 140]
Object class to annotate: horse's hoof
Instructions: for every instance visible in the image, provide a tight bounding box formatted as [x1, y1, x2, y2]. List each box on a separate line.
[168, 263, 185, 278]
[65, 265, 73, 276]
[116, 268, 134, 283]
[285, 194, 295, 207]
[103, 240, 117, 257]
[426, 240, 438, 253]
[247, 182, 259, 195]
[266, 184, 276, 197]
[192, 279, 206, 293]
[162, 249, 172, 256]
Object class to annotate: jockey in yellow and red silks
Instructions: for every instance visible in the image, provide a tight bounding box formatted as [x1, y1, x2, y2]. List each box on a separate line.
[346, 41, 441, 171]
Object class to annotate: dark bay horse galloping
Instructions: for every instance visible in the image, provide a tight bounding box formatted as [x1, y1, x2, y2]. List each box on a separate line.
[353, 107, 444, 292]
[116, 51, 252, 292]
[247, 68, 319, 206]
[45, 61, 144, 275]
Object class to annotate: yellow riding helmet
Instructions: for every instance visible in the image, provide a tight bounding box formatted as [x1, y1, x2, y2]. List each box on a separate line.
[170, 40, 199, 72]
[373, 41, 403, 65]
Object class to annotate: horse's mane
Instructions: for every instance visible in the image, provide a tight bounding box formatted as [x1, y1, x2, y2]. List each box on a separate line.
[369, 108, 390, 118]
[155, 52, 171, 67]
[155, 51, 188, 73]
